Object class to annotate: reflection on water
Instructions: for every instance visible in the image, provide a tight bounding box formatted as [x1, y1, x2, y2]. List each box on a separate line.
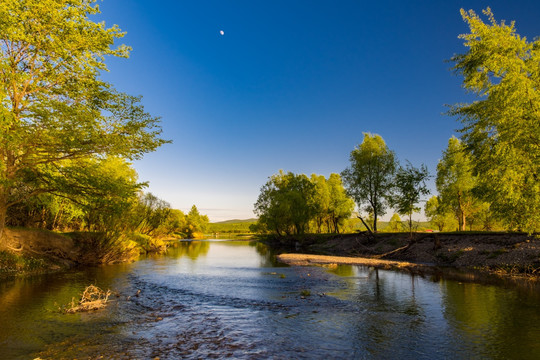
[1, 240, 540, 359]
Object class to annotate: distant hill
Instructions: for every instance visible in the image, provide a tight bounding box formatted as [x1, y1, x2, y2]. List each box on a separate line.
[208, 219, 257, 234]
[211, 219, 257, 225]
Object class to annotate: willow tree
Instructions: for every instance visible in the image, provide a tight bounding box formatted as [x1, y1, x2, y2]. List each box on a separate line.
[0, 0, 167, 247]
[341, 133, 396, 233]
[451, 8, 539, 233]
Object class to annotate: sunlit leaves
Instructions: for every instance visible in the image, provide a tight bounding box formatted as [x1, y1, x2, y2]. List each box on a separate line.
[0, 0, 168, 244]
[451, 8, 539, 232]
[341, 133, 397, 232]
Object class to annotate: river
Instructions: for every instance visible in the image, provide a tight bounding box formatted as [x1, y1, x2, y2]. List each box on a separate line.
[1, 239, 540, 359]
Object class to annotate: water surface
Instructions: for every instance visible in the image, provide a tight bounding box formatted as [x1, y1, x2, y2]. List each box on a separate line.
[1, 240, 539, 359]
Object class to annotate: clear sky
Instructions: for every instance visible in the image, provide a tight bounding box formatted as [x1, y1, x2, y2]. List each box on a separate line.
[95, 0, 540, 222]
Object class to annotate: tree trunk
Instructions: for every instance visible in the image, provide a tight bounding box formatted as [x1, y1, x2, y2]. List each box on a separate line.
[357, 215, 374, 236]
[457, 192, 466, 231]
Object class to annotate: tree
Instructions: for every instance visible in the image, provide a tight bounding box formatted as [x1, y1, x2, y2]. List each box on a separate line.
[184, 205, 209, 239]
[450, 8, 539, 233]
[0, 0, 167, 247]
[391, 162, 430, 233]
[341, 133, 396, 232]
[388, 213, 403, 232]
[436, 137, 479, 231]
[424, 196, 457, 231]
[254, 171, 317, 236]
[310, 174, 330, 233]
[129, 193, 171, 236]
[326, 173, 355, 233]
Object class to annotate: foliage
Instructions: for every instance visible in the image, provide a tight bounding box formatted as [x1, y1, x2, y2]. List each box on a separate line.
[310, 174, 331, 233]
[424, 196, 458, 231]
[254, 171, 317, 236]
[391, 161, 430, 233]
[326, 173, 355, 233]
[450, 8, 539, 233]
[184, 205, 209, 239]
[341, 133, 397, 232]
[209, 219, 257, 234]
[0, 0, 168, 247]
[436, 137, 480, 231]
[0, 250, 45, 274]
[254, 171, 354, 236]
[388, 213, 404, 232]
[129, 192, 171, 235]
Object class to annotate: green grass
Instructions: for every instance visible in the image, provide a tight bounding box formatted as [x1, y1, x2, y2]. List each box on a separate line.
[0, 251, 47, 275]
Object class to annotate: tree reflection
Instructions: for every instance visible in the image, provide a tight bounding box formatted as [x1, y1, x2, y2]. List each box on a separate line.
[169, 241, 210, 260]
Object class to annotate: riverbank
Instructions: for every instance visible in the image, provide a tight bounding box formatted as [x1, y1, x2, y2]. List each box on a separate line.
[269, 232, 540, 279]
[0, 228, 172, 279]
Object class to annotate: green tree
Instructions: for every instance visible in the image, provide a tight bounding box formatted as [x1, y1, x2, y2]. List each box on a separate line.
[424, 196, 457, 231]
[310, 174, 330, 233]
[129, 193, 171, 236]
[450, 8, 539, 233]
[254, 171, 317, 236]
[75, 156, 142, 233]
[436, 137, 479, 231]
[326, 173, 355, 233]
[184, 205, 209, 238]
[391, 162, 430, 234]
[342, 133, 397, 232]
[0, 0, 167, 248]
[159, 209, 187, 236]
[388, 213, 403, 232]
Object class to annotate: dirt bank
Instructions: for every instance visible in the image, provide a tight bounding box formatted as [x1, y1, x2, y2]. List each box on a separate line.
[0, 228, 170, 279]
[271, 232, 540, 278]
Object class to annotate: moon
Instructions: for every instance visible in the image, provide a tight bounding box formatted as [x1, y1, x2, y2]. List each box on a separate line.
[219, 30, 224, 36]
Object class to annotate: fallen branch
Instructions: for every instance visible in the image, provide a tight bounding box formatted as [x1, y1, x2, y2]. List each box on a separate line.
[64, 285, 111, 313]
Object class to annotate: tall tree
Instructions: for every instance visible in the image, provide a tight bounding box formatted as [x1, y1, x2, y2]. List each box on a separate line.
[391, 162, 430, 234]
[436, 137, 479, 231]
[450, 8, 539, 233]
[326, 173, 354, 233]
[341, 133, 396, 232]
[310, 174, 330, 233]
[0, 0, 167, 247]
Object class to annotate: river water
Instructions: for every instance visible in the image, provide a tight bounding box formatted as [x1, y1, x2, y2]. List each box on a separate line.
[1, 239, 540, 359]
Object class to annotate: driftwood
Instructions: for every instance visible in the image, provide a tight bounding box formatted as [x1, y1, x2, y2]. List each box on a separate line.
[64, 285, 111, 313]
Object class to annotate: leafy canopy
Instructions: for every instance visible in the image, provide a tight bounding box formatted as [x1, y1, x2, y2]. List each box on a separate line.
[391, 161, 430, 233]
[436, 137, 479, 231]
[0, 0, 168, 244]
[451, 8, 539, 233]
[341, 133, 396, 232]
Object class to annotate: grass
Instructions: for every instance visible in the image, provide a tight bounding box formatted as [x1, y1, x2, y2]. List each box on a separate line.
[0, 250, 47, 275]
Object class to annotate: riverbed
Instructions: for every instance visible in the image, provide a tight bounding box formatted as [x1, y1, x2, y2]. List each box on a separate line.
[1, 240, 540, 359]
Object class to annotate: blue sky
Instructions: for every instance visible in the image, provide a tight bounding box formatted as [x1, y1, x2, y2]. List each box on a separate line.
[96, 0, 540, 221]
